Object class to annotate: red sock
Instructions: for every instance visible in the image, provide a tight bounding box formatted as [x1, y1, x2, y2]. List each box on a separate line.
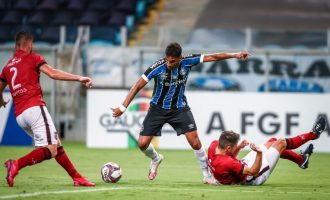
[286, 132, 317, 149]
[280, 150, 304, 165]
[17, 147, 52, 170]
[55, 146, 82, 179]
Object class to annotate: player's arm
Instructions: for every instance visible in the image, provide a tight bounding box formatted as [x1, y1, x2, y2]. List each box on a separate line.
[202, 51, 249, 63]
[233, 139, 249, 157]
[242, 143, 263, 176]
[0, 81, 10, 108]
[112, 77, 148, 117]
[40, 64, 93, 88]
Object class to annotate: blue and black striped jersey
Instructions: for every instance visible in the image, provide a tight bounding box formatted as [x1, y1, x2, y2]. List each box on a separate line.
[142, 54, 204, 109]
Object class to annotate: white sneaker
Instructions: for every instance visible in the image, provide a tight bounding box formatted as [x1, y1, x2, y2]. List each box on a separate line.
[148, 154, 164, 180]
[203, 175, 219, 185]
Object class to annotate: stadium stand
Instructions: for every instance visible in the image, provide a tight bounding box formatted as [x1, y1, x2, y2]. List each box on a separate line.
[187, 0, 330, 49]
[0, 0, 158, 45]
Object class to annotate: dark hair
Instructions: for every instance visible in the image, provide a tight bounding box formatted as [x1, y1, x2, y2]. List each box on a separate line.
[218, 131, 240, 149]
[165, 42, 182, 57]
[15, 31, 33, 47]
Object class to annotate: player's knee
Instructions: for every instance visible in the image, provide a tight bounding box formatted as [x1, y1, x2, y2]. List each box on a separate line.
[47, 145, 58, 157]
[138, 141, 149, 151]
[273, 139, 287, 151]
[190, 140, 202, 150]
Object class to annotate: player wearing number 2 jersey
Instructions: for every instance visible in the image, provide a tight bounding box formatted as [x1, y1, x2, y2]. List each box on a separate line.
[0, 31, 95, 187]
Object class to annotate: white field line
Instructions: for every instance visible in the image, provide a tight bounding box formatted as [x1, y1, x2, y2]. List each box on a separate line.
[1, 186, 330, 199]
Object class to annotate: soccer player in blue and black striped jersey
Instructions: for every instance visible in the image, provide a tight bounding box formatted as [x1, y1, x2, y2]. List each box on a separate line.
[112, 42, 249, 184]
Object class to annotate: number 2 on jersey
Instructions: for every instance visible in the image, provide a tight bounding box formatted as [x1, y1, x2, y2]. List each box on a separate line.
[10, 67, 22, 90]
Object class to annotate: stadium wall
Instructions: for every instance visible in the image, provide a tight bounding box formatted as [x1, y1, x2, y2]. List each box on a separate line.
[87, 89, 330, 152]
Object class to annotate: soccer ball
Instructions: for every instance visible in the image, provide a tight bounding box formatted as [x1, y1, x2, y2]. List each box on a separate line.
[101, 162, 122, 183]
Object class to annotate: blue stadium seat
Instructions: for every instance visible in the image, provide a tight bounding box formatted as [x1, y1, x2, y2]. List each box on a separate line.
[90, 26, 120, 45]
[1, 11, 24, 25]
[0, 25, 13, 42]
[66, 0, 87, 11]
[39, 26, 60, 44]
[36, 0, 59, 11]
[14, 0, 36, 11]
[136, 0, 146, 20]
[87, 0, 117, 11]
[107, 11, 127, 26]
[79, 10, 104, 25]
[52, 10, 75, 25]
[116, 0, 137, 14]
[28, 11, 53, 25]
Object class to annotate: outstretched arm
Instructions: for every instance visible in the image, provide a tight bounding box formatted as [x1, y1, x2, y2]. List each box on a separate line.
[112, 77, 148, 117]
[203, 51, 249, 63]
[0, 81, 9, 109]
[40, 64, 93, 88]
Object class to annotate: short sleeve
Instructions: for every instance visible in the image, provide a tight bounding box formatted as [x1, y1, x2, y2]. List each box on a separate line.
[33, 53, 47, 70]
[182, 54, 204, 67]
[142, 59, 165, 82]
[230, 159, 245, 176]
[0, 69, 7, 83]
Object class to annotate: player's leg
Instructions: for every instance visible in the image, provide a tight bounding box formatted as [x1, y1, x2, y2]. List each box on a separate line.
[285, 117, 326, 150]
[139, 105, 164, 180]
[55, 137, 95, 187]
[168, 108, 216, 184]
[184, 130, 217, 184]
[265, 138, 311, 169]
[5, 106, 56, 187]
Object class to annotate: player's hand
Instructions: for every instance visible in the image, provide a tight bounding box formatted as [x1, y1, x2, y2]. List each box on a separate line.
[250, 143, 262, 153]
[238, 139, 249, 149]
[79, 76, 93, 88]
[235, 51, 249, 60]
[0, 98, 10, 109]
[111, 107, 123, 117]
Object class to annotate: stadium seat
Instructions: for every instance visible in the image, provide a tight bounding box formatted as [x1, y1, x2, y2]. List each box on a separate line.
[36, 0, 59, 11]
[1, 11, 23, 25]
[116, 0, 137, 14]
[0, 25, 13, 42]
[14, 0, 35, 11]
[66, 0, 86, 11]
[28, 11, 53, 25]
[107, 11, 127, 26]
[39, 26, 60, 44]
[86, 0, 117, 12]
[90, 26, 120, 45]
[52, 10, 75, 25]
[79, 10, 104, 25]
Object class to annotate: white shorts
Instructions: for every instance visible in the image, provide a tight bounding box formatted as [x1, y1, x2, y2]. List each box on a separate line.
[16, 106, 58, 147]
[241, 144, 280, 186]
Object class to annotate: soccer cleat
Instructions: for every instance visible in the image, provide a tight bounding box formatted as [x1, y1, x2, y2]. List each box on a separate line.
[5, 159, 19, 187]
[73, 177, 96, 187]
[203, 175, 219, 185]
[311, 117, 326, 138]
[299, 144, 314, 169]
[148, 154, 164, 180]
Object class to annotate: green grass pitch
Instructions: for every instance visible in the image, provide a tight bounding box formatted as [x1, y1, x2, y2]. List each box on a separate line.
[1, 142, 330, 200]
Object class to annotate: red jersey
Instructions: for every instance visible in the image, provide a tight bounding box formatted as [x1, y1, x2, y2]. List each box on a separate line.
[208, 140, 247, 185]
[0, 50, 47, 116]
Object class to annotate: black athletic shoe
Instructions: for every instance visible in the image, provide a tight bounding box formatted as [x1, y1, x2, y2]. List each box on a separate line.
[299, 144, 314, 169]
[311, 117, 326, 138]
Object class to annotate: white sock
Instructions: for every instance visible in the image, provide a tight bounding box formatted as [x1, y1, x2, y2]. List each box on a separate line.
[142, 143, 160, 162]
[194, 146, 211, 178]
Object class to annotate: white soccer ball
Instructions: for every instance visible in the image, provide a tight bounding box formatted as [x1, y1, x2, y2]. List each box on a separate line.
[101, 162, 122, 183]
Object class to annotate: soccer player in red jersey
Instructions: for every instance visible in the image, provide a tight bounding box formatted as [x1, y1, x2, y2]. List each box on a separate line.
[207, 117, 326, 185]
[0, 31, 95, 187]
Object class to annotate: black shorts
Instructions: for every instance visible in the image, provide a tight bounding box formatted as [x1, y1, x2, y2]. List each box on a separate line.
[140, 104, 197, 136]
